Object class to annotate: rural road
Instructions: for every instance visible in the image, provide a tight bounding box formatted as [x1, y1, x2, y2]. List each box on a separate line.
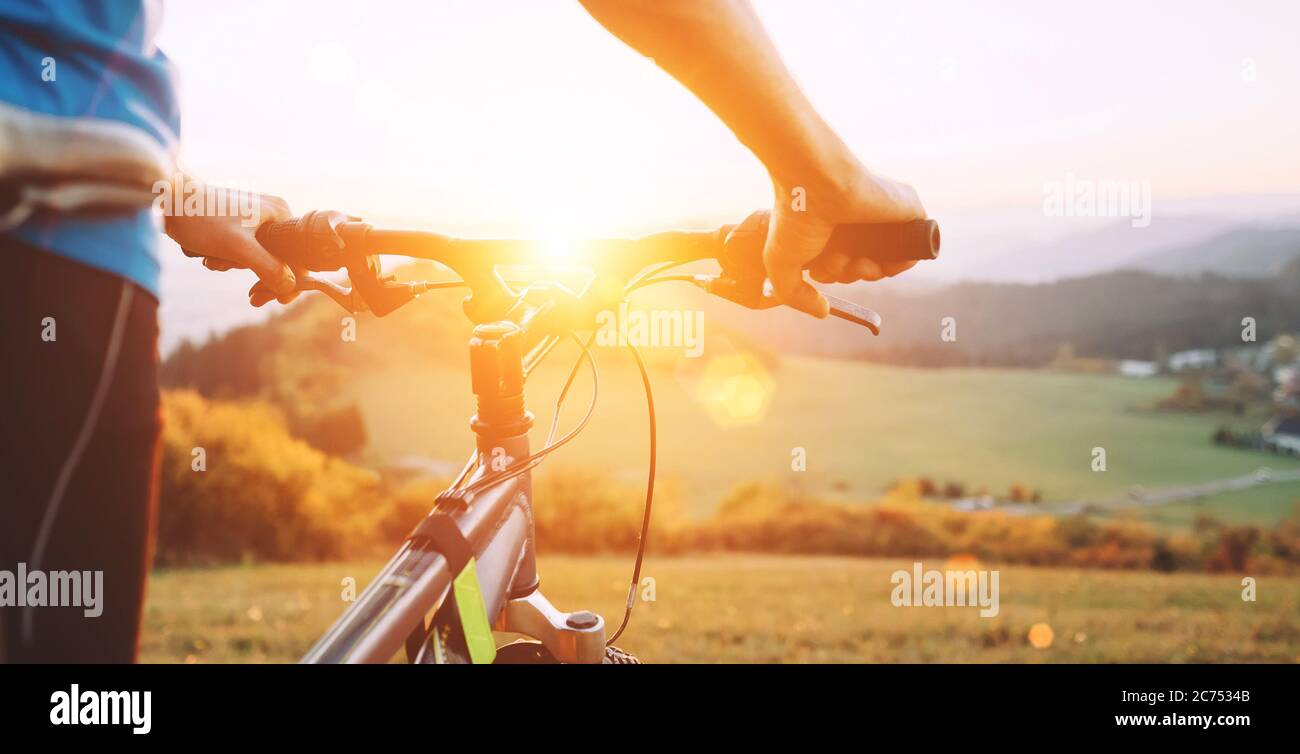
[983, 468, 1300, 516]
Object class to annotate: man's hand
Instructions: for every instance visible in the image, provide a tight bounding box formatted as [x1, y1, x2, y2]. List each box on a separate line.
[162, 177, 298, 305]
[765, 167, 925, 318]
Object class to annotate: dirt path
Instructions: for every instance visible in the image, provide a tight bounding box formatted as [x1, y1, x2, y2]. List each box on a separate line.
[990, 468, 1300, 515]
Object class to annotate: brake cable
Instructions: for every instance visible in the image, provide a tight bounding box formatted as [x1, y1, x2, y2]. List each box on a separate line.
[624, 273, 699, 296]
[625, 259, 692, 291]
[604, 272, 706, 643]
[607, 340, 655, 646]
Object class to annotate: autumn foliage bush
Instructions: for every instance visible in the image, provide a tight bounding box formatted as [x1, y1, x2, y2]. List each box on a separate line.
[158, 391, 417, 565]
[531, 468, 687, 554]
[685, 479, 1300, 573]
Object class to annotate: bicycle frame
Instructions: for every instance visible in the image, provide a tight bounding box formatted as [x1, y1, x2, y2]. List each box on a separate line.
[303, 317, 608, 664]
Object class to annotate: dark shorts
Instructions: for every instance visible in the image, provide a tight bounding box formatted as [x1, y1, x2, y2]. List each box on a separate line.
[0, 236, 161, 663]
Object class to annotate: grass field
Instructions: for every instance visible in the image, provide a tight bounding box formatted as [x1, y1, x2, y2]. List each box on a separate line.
[352, 356, 1300, 522]
[141, 555, 1300, 664]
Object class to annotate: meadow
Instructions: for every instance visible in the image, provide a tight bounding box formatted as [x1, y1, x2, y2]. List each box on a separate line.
[147, 336, 1300, 664]
[141, 555, 1300, 664]
[353, 355, 1300, 523]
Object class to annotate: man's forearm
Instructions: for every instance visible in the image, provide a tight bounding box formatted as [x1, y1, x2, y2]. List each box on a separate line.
[580, 0, 859, 191]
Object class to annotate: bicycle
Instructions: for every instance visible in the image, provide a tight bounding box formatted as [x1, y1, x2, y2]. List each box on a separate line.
[237, 208, 940, 663]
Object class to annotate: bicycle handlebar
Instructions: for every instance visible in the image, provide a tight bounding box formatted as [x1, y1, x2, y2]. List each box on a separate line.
[250, 209, 940, 330]
[255, 211, 938, 272]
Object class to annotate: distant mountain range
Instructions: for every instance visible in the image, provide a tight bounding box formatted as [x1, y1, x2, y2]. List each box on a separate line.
[967, 216, 1300, 283]
[899, 193, 1300, 282]
[847, 255, 1300, 367]
[1135, 226, 1300, 278]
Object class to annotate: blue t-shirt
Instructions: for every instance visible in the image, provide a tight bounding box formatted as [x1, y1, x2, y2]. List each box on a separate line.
[0, 0, 179, 298]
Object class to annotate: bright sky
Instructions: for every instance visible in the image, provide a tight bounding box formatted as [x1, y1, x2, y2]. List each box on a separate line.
[157, 0, 1300, 234]
[154, 0, 1300, 350]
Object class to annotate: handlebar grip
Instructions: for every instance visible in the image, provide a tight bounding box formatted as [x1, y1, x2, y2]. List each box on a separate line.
[254, 218, 316, 269]
[254, 210, 357, 271]
[727, 211, 940, 274]
[255, 219, 301, 247]
[824, 219, 940, 264]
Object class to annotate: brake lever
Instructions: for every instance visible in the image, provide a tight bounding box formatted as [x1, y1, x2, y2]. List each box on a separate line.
[825, 295, 883, 334]
[695, 274, 881, 335]
[296, 272, 435, 316]
[250, 264, 435, 315]
[296, 273, 369, 313]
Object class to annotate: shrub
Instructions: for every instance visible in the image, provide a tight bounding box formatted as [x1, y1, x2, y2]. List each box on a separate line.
[1205, 526, 1259, 572]
[531, 466, 686, 555]
[691, 481, 1300, 574]
[157, 391, 388, 565]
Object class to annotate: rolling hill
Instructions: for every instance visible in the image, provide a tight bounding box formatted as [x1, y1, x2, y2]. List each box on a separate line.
[1134, 226, 1300, 278]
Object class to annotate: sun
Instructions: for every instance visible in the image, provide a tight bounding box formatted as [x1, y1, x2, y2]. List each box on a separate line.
[538, 234, 579, 264]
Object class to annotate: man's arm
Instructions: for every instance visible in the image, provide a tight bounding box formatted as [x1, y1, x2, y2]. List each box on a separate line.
[580, 0, 924, 316]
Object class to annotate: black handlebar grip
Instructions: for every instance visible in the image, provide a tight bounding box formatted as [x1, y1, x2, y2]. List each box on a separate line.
[255, 219, 301, 245]
[824, 219, 940, 265]
[254, 211, 353, 271]
[254, 218, 313, 267]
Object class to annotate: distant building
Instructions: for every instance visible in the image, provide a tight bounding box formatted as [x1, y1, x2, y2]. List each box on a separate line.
[1168, 348, 1217, 372]
[1262, 415, 1300, 455]
[1117, 359, 1158, 378]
